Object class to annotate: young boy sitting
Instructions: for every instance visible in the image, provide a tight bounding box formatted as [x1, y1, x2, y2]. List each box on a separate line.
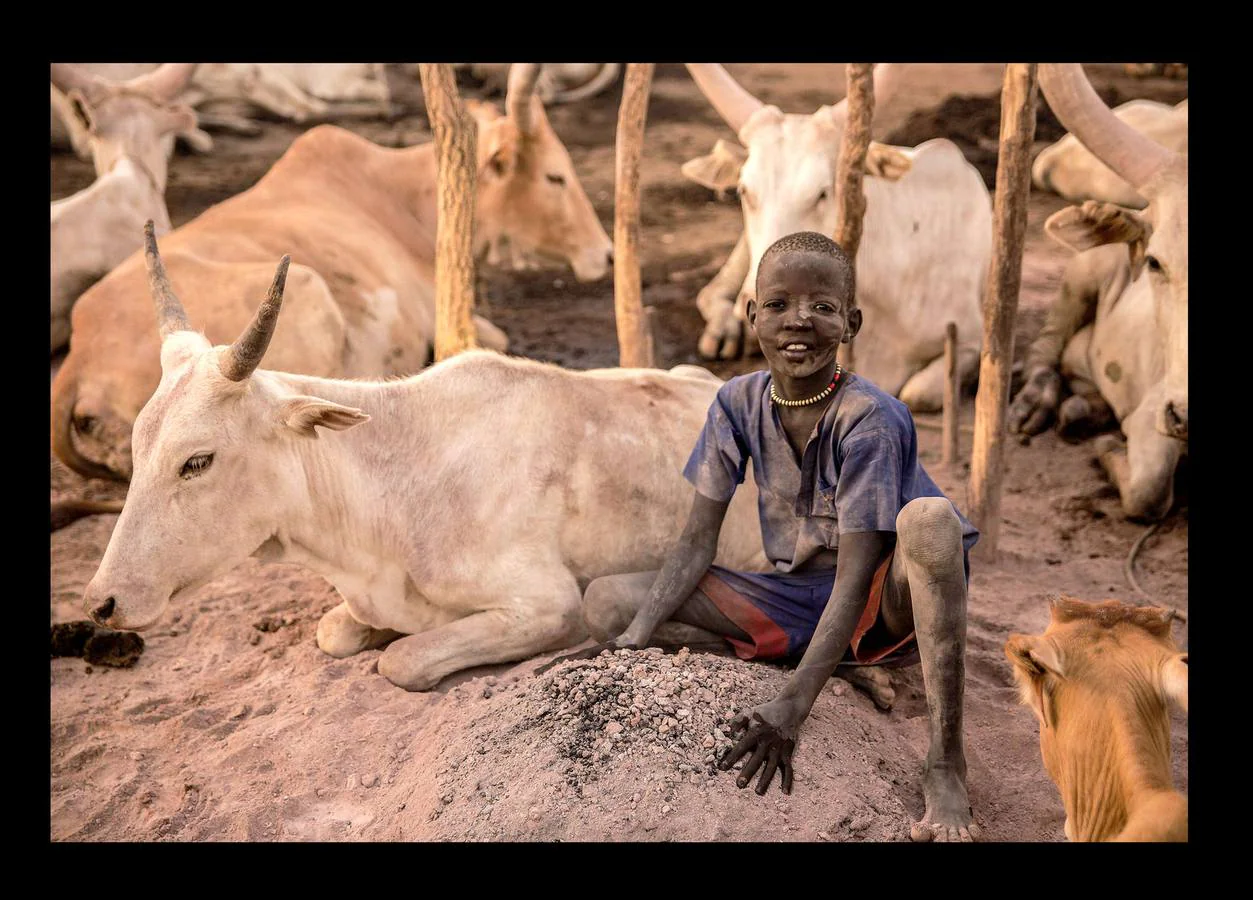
[543, 231, 981, 842]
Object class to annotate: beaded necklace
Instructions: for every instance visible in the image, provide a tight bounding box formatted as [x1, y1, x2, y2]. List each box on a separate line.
[769, 364, 845, 407]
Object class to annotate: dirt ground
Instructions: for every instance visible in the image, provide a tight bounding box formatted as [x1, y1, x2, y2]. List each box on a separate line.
[50, 63, 1188, 842]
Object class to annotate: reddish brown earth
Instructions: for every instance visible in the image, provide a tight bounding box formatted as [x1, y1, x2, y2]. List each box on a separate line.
[50, 63, 1187, 841]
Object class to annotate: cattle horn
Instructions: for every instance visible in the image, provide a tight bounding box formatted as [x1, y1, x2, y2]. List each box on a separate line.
[1038, 64, 1181, 195]
[686, 64, 764, 136]
[829, 63, 898, 122]
[49, 63, 106, 102]
[142, 220, 191, 339]
[219, 255, 291, 382]
[507, 64, 542, 136]
[126, 63, 199, 103]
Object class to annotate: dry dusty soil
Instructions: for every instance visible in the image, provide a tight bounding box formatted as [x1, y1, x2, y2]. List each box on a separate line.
[50, 63, 1188, 841]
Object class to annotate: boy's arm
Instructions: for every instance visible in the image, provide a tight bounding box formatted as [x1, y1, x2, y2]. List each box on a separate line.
[719, 529, 891, 794]
[536, 491, 729, 672]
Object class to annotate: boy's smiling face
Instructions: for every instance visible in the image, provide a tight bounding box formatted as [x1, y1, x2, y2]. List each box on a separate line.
[748, 250, 861, 381]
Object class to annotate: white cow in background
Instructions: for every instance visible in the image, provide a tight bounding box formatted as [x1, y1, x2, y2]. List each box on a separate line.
[1032, 98, 1187, 209]
[51, 63, 391, 148]
[1010, 65, 1188, 521]
[681, 64, 993, 413]
[50, 63, 207, 354]
[450, 63, 621, 104]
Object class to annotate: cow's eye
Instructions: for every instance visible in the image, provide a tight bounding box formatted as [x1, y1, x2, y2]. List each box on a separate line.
[816, 189, 828, 203]
[546, 173, 566, 186]
[180, 453, 214, 479]
[1146, 254, 1163, 274]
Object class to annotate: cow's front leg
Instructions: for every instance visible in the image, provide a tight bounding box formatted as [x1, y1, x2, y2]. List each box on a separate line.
[1096, 400, 1184, 521]
[377, 580, 586, 691]
[316, 601, 402, 659]
[696, 234, 751, 360]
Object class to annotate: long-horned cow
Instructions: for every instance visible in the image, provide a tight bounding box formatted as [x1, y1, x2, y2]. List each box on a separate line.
[1032, 98, 1188, 209]
[50, 63, 209, 355]
[51, 64, 613, 484]
[1006, 597, 1187, 841]
[81, 225, 766, 691]
[1009, 64, 1187, 520]
[681, 64, 992, 412]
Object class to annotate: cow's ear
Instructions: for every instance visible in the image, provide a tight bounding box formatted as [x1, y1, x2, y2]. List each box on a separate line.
[1045, 200, 1153, 277]
[865, 142, 912, 181]
[680, 139, 747, 195]
[476, 117, 518, 179]
[1162, 652, 1188, 715]
[1006, 633, 1064, 727]
[279, 396, 370, 438]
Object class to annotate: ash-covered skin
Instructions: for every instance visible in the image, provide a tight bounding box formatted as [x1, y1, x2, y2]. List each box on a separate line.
[543, 232, 980, 841]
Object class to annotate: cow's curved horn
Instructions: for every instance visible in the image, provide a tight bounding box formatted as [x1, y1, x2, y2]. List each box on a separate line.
[829, 63, 898, 122]
[1039, 64, 1180, 194]
[50, 63, 105, 100]
[507, 64, 542, 136]
[142, 220, 190, 339]
[219, 255, 291, 382]
[686, 64, 764, 135]
[126, 63, 199, 102]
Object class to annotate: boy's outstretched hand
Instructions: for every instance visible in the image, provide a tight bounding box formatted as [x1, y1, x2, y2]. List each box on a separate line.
[534, 638, 638, 675]
[718, 700, 801, 795]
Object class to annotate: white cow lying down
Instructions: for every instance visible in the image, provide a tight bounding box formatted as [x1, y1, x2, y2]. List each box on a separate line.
[1031, 98, 1187, 210]
[83, 227, 768, 691]
[52, 63, 391, 149]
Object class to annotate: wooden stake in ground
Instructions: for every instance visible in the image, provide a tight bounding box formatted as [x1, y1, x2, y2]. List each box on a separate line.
[968, 64, 1039, 560]
[943, 321, 960, 469]
[614, 63, 656, 369]
[418, 63, 479, 363]
[833, 63, 874, 372]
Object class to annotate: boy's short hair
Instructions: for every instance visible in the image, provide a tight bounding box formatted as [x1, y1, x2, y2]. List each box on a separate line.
[756, 231, 857, 311]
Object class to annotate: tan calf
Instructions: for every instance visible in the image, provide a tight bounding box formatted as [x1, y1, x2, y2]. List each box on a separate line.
[1006, 597, 1187, 841]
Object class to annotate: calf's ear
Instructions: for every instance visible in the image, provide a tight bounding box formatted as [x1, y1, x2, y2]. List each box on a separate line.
[1161, 652, 1188, 715]
[1006, 634, 1064, 727]
[278, 396, 370, 438]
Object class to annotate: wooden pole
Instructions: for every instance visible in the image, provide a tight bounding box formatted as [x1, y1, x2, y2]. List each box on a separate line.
[833, 63, 874, 372]
[968, 64, 1039, 560]
[942, 321, 960, 469]
[614, 63, 656, 369]
[418, 63, 479, 363]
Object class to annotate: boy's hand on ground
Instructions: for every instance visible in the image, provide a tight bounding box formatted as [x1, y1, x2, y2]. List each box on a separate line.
[718, 698, 801, 796]
[534, 638, 638, 675]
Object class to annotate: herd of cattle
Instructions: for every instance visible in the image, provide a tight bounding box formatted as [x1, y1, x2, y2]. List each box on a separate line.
[49, 62, 1188, 841]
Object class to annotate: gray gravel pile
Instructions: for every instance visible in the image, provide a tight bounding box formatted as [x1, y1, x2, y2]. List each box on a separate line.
[526, 646, 781, 789]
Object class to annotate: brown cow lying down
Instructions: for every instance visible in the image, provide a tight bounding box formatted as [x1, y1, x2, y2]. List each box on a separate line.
[1006, 596, 1187, 842]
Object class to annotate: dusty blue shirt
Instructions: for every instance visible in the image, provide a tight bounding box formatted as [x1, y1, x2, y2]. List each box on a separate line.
[683, 370, 979, 574]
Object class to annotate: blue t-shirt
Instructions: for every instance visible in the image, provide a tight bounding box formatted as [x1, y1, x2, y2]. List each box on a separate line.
[683, 370, 979, 574]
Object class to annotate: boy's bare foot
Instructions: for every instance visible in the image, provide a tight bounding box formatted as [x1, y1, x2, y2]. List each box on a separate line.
[910, 760, 982, 842]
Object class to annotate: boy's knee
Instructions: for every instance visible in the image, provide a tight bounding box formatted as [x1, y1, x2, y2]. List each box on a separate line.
[896, 497, 962, 570]
[583, 576, 632, 641]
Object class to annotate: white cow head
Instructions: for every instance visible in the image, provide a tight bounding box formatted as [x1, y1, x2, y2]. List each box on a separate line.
[1039, 64, 1188, 441]
[82, 223, 369, 631]
[468, 64, 613, 282]
[50, 63, 211, 189]
[684, 64, 911, 303]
